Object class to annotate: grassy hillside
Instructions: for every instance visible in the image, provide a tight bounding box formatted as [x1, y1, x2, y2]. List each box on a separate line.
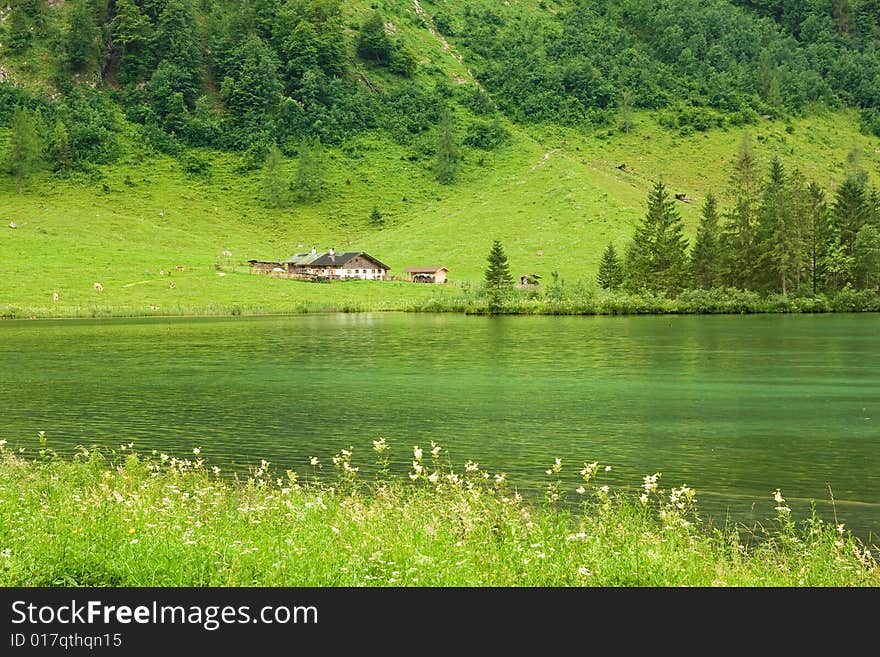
[1, 0, 879, 317]
[2, 109, 879, 316]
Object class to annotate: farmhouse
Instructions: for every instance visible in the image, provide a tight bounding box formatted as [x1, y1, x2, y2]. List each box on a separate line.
[404, 267, 448, 284]
[283, 248, 390, 280]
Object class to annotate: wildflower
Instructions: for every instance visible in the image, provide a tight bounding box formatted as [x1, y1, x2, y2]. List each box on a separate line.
[464, 461, 479, 473]
[212, 466, 221, 476]
[605, 466, 612, 472]
[413, 446, 423, 461]
[430, 442, 441, 458]
[128, 527, 136, 534]
[412, 461, 423, 474]
[0, 440, 6, 447]
[428, 472, 440, 484]
[836, 523, 845, 535]
[575, 486, 586, 495]
[494, 473, 507, 484]
[129, 539, 139, 545]
[409, 473, 419, 481]
[372, 437, 387, 453]
[639, 493, 649, 506]
[773, 489, 785, 504]
[192, 447, 201, 455]
[642, 473, 660, 494]
[548, 457, 563, 474]
[341, 449, 351, 458]
[578, 566, 591, 577]
[127, 442, 134, 449]
[579, 462, 599, 482]
[160, 453, 169, 462]
[309, 456, 319, 466]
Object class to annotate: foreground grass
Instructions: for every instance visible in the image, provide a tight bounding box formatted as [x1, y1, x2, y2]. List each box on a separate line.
[0, 442, 877, 587]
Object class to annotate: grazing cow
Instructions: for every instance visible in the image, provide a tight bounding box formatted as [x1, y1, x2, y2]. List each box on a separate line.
[52, 292, 59, 302]
[169, 281, 176, 289]
[93, 282, 104, 292]
[176, 265, 185, 271]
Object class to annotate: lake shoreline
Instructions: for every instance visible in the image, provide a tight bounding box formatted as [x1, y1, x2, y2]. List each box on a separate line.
[3, 288, 880, 321]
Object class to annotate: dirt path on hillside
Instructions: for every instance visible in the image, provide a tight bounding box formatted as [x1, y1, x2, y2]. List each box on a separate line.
[412, 0, 484, 89]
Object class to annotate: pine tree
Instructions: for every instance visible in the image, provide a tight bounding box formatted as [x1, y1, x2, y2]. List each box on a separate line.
[262, 143, 285, 208]
[853, 224, 880, 289]
[155, 0, 202, 105]
[596, 242, 624, 290]
[292, 135, 324, 202]
[485, 239, 513, 289]
[833, 176, 869, 260]
[47, 120, 71, 172]
[806, 181, 830, 294]
[6, 107, 41, 194]
[756, 157, 795, 294]
[720, 134, 760, 289]
[370, 206, 384, 227]
[63, 0, 99, 72]
[434, 109, 458, 184]
[689, 193, 721, 289]
[356, 11, 392, 63]
[623, 180, 689, 296]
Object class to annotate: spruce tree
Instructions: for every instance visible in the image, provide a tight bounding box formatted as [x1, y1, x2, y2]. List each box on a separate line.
[756, 157, 795, 294]
[356, 11, 392, 63]
[833, 176, 869, 262]
[485, 239, 513, 289]
[47, 120, 71, 172]
[596, 242, 624, 290]
[155, 0, 202, 105]
[720, 134, 760, 289]
[853, 224, 880, 289]
[689, 193, 721, 289]
[63, 0, 99, 72]
[623, 180, 689, 296]
[292, 136, 325, 202]
[6, 107, 41, 194]
[806, 181, 830, 294]
[262, 143, 285, 208]
[434, 109, 458, 184]
[370, 206, 384, 227]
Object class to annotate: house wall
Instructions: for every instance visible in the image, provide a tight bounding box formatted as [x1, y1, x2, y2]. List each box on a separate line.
[434, 270, 447, 284]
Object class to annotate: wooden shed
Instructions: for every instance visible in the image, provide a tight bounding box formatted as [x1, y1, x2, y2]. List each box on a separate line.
[404, 267, 449, 284]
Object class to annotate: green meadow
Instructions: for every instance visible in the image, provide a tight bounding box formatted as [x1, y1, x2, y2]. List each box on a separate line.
[2, 111, 878, 318]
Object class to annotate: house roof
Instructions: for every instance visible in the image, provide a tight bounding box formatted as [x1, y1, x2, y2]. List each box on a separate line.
[404, 267, 448, 273]
[284, 251, 390, 270]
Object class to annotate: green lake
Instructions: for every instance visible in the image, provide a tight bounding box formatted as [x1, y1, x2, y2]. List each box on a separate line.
[1, 313, 878, 540]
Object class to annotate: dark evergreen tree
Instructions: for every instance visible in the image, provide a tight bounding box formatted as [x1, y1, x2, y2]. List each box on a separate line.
[63, 0, 99, 72]
[6, 107, 42, 193]
[805, 181, 830, 294]
[596, 242, 624, 290]
[854, 224, 880, 289]
[623, 180, 689, 296]
[356, 11, 392, 63]
[756, 156, 797, 294]
[155, 0, 202, 105]
[689, 193, 721, 289]
[47, 120, 71, 172]
[370, 205, 384, 227]
[434, 109, 458, 184]
[292, 135, 324, 202]
[833, 176, 869, 261]
[720, 135, 760, 289]
[111, 0, 155, 84]
[262, 143, 285, 208]
[484, 239, 513, 289]
[224, 36, 282, 120]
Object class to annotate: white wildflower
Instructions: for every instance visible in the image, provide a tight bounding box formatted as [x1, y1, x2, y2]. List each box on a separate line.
[309, 456, 319, 466]
[413, 446, 423, 461]
[192, 447, 201, 455]
[576, 486, 586, 495]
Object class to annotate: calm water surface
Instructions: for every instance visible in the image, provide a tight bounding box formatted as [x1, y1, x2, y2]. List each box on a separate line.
[1, 313, 878, 539]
